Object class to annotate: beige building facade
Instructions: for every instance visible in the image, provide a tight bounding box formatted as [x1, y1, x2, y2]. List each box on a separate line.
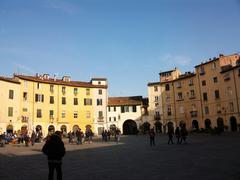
[148, 53, 240, 132]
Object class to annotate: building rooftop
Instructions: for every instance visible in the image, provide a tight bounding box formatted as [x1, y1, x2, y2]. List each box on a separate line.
[108, 96, 143, 106]
[0, 76, 20, 84]
[14, 74, 108, 88]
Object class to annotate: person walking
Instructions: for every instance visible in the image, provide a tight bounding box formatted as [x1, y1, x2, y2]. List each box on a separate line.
[31, 130, 36, 146]
[175, 127, 181, 144]
[149, 128, 156, 146]
[42, 131, 65, 180]
[180, 126, 188, 144]
[167, 128, 174, 145]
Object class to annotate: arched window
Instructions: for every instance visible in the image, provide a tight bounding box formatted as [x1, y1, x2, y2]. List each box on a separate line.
[165, 84, 170, 91]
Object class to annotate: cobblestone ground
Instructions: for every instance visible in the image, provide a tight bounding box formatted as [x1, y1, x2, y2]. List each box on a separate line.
[0, 133, 240, 180]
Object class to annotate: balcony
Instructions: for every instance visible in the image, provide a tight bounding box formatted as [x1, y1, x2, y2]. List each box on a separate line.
[97, 116, 104, 122]
[154, 115, 161, 121]
[190, 111, 198, 117]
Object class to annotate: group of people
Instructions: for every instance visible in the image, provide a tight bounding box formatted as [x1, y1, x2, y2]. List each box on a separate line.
[102, 128, 121, 143]
[0, 130, 43, 147]
[67, 128, 94, 145]
[148, 126, 189, 146]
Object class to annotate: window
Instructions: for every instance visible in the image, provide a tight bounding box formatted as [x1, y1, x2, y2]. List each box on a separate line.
[124, 106, 129, 112]
[202, 80, 206, 86]
[190, 90, 195, 98]
[213, 77, 218, 83]
[179, 106, 184, 114]
[74, 111, 78, 119]
[74, 88, 78, 95]
[50, 110, 54, 119]
[37, 83, 41, 89]
[155, 96, 159, 102]
[74, 98, 78, 105]
[50, 85, 54, 93]
[86, 89, 90, 95]
[176, 82, 182, 88]
[114, 106, 116, 112]
[62, 111, 66, 118]
[154, 86, 158, 92]
[84, 98, 92, 105]
[167, 106, 171, 116]
[189, 79, 194, 86]
[204, 106, 209, 114]
[200, 66, 205, 75]
[86, 111, 91, 118]
[177, 92, 183, 100]
[9, 90, 14, 99]
[98, 111, 103, 118]
[97, 99, 103, 106]
[108, 106, 111, 112]
[50, 96, 54, 104]
[8, 107, 13, 117]
[24, 81, 28, 88]
[133, 105, 137, 112]
[23, 108, 28, 112]
[62, 97, 66, 105]
[37, 109, 42, 118]
[114, 117, 116, 121]
[203, 92, 208, 101]
[98, 89, 102, 95]
[211, 62, 216, 69]
[229, 102, 234, 112]
[23, 92, 27, 101]
[109, 117, 111, 122]
[216, 104, 221, 114]
[62, 87, 66, 94]
[165, 84, 170, 91]
[224, 73, 230, 81]
[121, 106, 125, 113]
[35, 94, 44, 102]
[191, 104, 196, 111]
[98, 81, 101, 85]
[215, 90, 220, 99]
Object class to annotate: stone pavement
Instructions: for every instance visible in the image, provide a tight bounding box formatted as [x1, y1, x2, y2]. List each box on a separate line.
[0, 133, 240, 180]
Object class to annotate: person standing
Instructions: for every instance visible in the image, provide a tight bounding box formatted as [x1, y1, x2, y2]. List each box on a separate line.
[31, 130, 36, 146]
[42, 131, 65, 180]
[149, 128, 156, 146]
[168, 128, 174, 145]
[175, 127, 180, 144]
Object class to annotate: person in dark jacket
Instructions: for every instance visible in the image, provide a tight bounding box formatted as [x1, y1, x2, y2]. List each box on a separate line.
[149, 128, 156, 146]
[42, 131, 65, 180]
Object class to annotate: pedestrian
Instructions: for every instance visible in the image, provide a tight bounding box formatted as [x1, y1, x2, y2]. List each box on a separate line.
[149, 128, 156, 146]
[180, 126, 188, 144]
[42, 131, 65, 180]
[167, 128, 174, 145]
[175, 127, 180, 144]
[31, 130, 36, 146]
[115, 128, 121, 144]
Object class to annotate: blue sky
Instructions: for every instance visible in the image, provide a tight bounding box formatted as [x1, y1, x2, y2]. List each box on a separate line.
[0, 0, 240, 97]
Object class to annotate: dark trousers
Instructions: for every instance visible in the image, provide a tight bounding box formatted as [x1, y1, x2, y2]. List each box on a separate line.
[168, 137, 174, 144]
[150, 137, 155, 146]
[48, 162, 62, 180]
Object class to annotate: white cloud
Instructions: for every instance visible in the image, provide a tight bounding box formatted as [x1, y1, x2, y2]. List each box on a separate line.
[160, 54, 192, 66]
[43, 0, 78, 14]
[12, 62, 36, 75]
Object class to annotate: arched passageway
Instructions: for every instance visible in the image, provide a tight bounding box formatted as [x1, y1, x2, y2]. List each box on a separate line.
[192, 120, 199, 131]
[123, 120, 138, 135]
[230, 116, 237, 132]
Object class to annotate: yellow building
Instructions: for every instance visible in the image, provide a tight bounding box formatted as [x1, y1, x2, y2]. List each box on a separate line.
[148, 53, 240, 132]
[0, 77, 21, 134]
[12, 74, 107, 136]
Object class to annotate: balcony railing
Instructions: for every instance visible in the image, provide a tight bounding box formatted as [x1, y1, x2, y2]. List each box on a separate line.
[154, 115, 161, 120]
[97, 116, 104, 122]
[190, 111, 198, 117]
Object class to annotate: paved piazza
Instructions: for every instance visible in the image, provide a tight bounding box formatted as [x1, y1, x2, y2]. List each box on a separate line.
[0, 133, 240, 180]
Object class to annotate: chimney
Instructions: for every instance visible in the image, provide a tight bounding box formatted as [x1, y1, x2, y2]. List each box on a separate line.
[62, 76, 71, 82]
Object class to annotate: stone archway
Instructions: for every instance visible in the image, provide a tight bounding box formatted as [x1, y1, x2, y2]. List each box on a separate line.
[192, 120, 199, 131]
[205, 119, 211, 129]
[60, 125, 67, 133]
[48, 125, 55, 133]
[167, 122, 174, 132]
[217, 118, 224, 132]
[230, 116, 237, 132]
[123, 119, 137, 135]
[155, 121, 162, 133]
[6, 125, 13, 134]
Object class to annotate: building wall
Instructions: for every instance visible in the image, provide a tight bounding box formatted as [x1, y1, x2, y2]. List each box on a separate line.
[0, 80, 20, 133]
